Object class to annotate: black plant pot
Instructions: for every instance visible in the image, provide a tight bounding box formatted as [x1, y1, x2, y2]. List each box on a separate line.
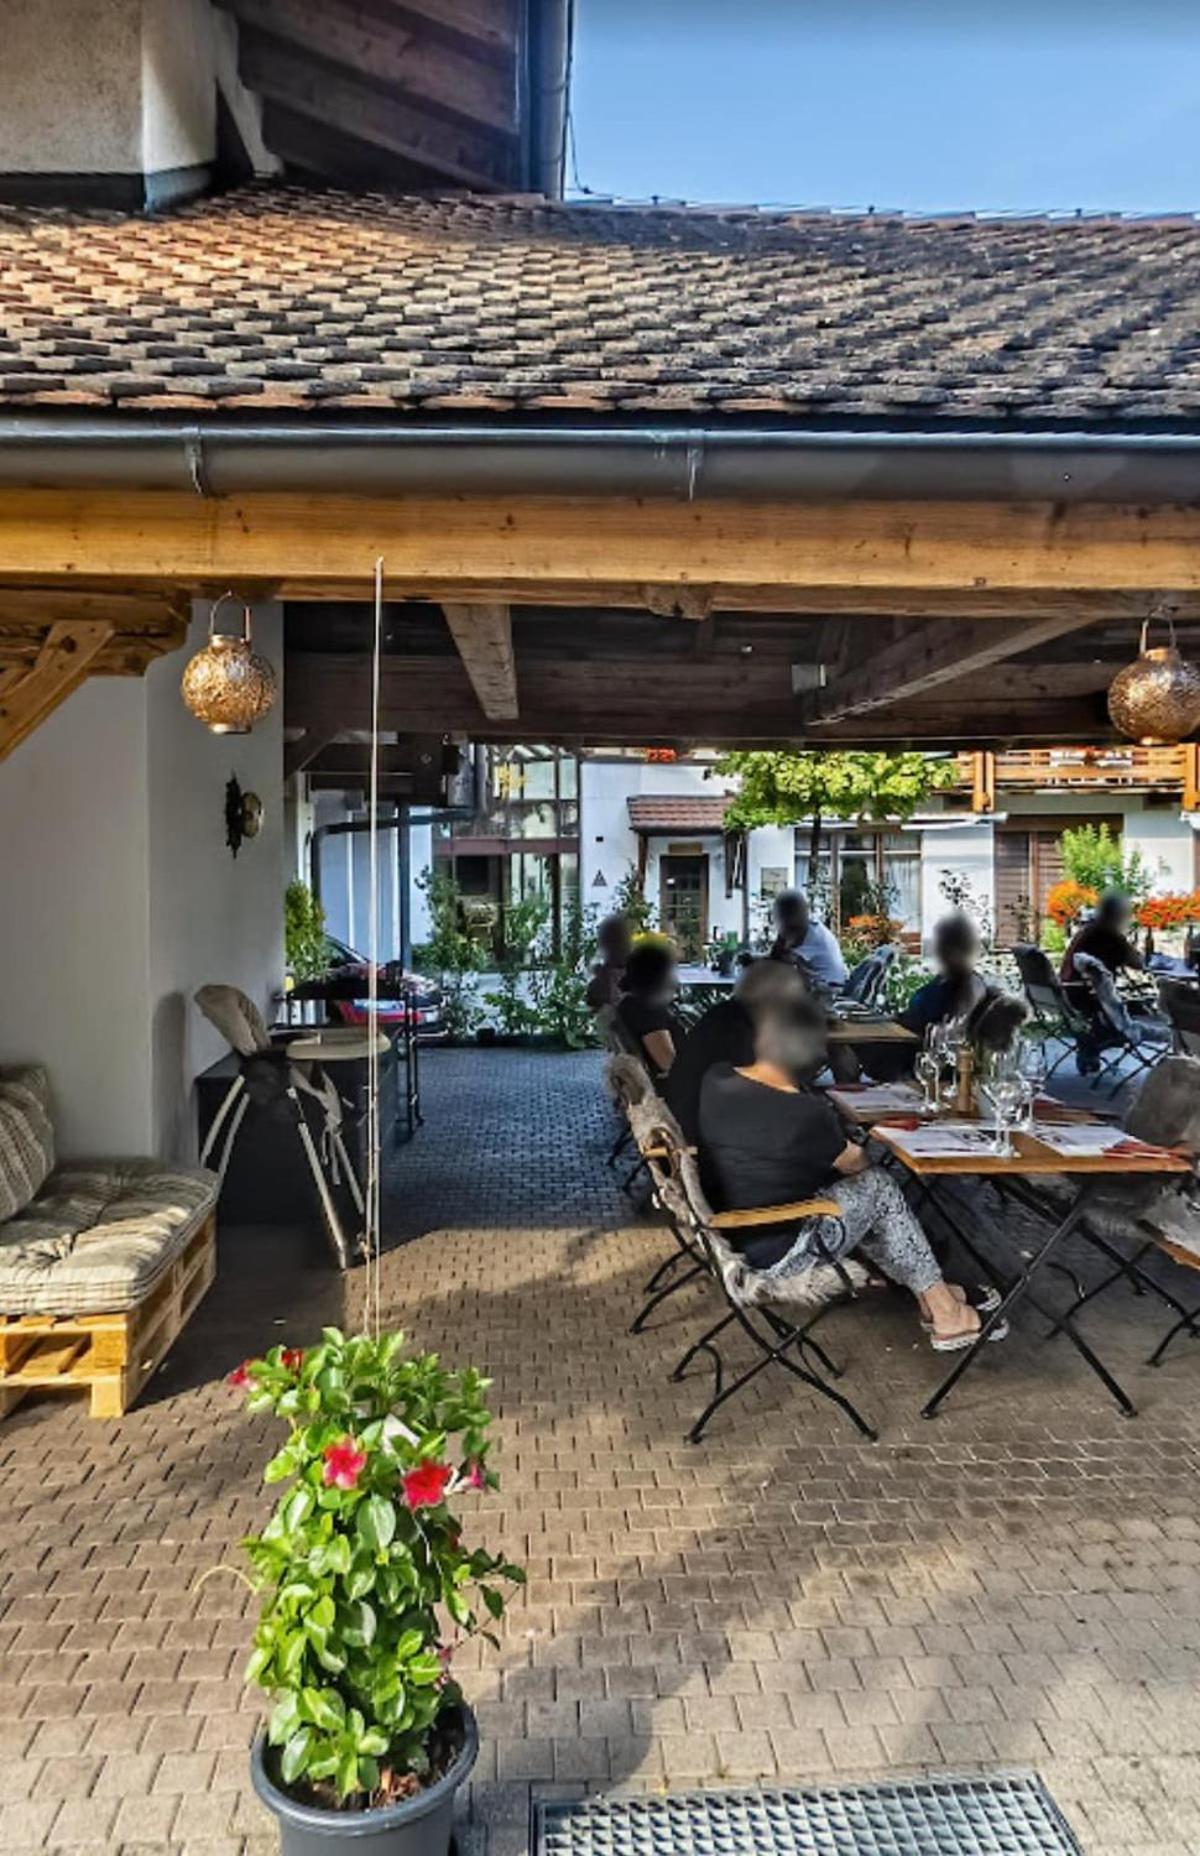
[251, 1707, 478, 1856]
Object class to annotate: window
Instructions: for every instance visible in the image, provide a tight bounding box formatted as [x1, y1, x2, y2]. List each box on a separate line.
[795, 829, 921, 935]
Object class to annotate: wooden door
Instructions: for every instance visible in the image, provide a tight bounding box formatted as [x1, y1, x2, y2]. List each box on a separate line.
[659, 855, 709, 960]
[993, 814, 1122, 944]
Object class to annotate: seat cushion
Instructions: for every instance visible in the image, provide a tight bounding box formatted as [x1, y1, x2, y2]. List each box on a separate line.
[0, 1161, 217, 1315]
[0, 1066, 55, 1222]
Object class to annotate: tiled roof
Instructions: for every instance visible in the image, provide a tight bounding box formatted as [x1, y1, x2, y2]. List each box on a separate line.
[2, 187, 1200, 420]
[628, 795, 731, 833]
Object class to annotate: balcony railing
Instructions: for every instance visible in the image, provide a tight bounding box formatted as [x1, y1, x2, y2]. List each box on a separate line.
[952, 746, 1198, 808]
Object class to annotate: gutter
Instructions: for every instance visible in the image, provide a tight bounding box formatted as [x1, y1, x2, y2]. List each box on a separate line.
[1, 417, 1200, 502]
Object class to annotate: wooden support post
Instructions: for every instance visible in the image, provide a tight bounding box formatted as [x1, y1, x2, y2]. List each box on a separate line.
[0, 621, 114, 761]
[972, 750, 997, 813]
[1184, 742, 1200, 815]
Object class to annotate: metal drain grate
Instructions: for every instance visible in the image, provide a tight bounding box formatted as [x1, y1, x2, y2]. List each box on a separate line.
[536, 1774, 1083, 1856]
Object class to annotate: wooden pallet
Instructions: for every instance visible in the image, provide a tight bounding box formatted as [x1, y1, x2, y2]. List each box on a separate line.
[0, 1211, 216, 1420]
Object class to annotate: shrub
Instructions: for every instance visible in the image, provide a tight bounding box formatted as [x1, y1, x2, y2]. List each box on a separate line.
[1059, 823, 1152, 902]
[230, 1330, 523, 1810]
[285, 881, 328, 982]
[1045, 879, 1098, 928]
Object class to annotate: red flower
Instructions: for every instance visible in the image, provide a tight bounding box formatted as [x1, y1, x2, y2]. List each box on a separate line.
[464, 1460, 487, 1491]
[402, 1461, 453, 1511]
[280, 1348, 304, 1372]
[227, 1361, 253, 1391]
[323, 1436, 368, 1491]
[438, 1643, 455, 1666]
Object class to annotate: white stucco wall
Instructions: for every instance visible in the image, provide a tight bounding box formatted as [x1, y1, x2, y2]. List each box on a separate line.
[0, 679, 153, 1155]
[0, 0, 215, 177]
[0, 605, 284, 1162]
[146, 603, 284, 1159]
[916, 823, 997, 951]
[579, 758, 745, 937]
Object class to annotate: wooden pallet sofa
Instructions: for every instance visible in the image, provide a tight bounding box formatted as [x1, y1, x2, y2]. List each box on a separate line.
[0, 1066, 218, 1419]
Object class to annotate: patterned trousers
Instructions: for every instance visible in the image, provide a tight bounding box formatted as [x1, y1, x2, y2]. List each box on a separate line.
[758, 1165, 942, 1296]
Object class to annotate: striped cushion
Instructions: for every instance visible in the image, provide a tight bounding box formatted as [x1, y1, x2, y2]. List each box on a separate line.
[0, 1067, 54, 1223]
[0, 1161, 217, 1315]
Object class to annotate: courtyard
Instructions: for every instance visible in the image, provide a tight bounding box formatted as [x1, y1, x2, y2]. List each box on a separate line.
[2, 1049, 1199, 1856]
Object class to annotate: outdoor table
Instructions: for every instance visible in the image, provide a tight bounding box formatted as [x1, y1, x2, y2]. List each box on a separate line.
[868, 1121, 1190, 1420]
[825, 1012, 918, 1045]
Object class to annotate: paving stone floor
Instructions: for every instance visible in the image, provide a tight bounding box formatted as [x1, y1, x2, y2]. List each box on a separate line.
[2, 1048, 1200, 1855]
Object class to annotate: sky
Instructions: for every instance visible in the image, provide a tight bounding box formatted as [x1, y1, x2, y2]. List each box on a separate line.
[569, 1, 1200, 214]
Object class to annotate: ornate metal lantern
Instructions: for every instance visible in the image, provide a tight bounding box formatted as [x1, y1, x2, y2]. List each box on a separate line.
[181, 594, 277, 735]
[1108, 612, 1200, 747]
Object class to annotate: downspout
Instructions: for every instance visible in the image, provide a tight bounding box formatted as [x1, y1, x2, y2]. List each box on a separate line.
[527, 0, 573, 199]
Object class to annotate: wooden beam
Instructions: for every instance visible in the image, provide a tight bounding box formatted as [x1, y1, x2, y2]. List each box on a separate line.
[238, 27, 514, 188]
[440, 603, 519, 721]
[221, 0, 516, 132]
[0, 622, 114, 761]
[972, 750, 997, 813]
[378, 0, 517, 55]
[7, 493, 1200, 608]
[803, 612, 1104, 724]
[284, 729, 338, 779]
[1185, 743, 1200, 814]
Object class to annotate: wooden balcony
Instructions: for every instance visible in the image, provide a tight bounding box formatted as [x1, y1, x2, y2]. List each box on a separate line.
[954, 746, 1200, 810]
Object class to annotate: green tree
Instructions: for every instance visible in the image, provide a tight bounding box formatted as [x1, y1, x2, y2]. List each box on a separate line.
[284, 881, 327, 981]
[715, 750, 946, 876]
[1059, 822, 1152, 902]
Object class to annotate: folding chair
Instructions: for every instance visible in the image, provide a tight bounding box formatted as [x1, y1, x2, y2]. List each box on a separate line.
[1159, 976, 1200, 1058]
[631, 1112, 877, 1444]
[1012, 944, 1095, 1080]
[597, 1004, 648, 1180]
[195, 985, 379, 1271]
[1035, 1055, 1200, 1367]
[1073, 951, 1172, 1096]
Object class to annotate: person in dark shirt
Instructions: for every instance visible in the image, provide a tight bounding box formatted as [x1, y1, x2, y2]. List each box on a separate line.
[666, 958, 806, 1141]
[697, 997, 1006, 1352]
[585, 914, 633, 1013]
[1061, 890, 1143, 987]
[902, 912, 989, 1037]
[616, 941, 685, 1079]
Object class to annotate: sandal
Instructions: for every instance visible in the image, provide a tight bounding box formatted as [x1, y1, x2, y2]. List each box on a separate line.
[920, 1283, 1002, 1334]
[930, 1310, 1009, 1352]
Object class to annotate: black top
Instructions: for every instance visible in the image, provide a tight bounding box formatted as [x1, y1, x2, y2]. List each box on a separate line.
[616, 994, 685, 1078]
[665, 998, 755, 1142]
[698, 1064, 848, 1268]
[1061, 923, 1137, 985]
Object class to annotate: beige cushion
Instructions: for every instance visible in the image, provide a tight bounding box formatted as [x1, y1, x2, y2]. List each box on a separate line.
[0, 1066, 55, 1222]
[0, 1161, 217, 1315]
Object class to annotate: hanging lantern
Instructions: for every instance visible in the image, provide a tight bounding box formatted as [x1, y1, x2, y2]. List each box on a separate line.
[181, 593, 277, 735]
[1108, 611, 1200, 747]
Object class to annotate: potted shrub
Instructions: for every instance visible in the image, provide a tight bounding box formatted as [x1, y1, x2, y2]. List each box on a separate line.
[226, 1328, 524, 1854]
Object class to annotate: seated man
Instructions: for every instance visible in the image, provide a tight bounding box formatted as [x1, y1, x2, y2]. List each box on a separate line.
[585, 913, 633, 1012]
[698, 996, 1004, 1351]
[902, 912, 988, 1039]
[666, 958, 806, 1142]
[770, 889, 848, 994]
[1060, 890, 1144, 1073]
[616, 941, 685, 1080]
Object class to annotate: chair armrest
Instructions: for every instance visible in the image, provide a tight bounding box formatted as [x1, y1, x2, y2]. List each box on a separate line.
[711, 1199, 841, 1230]
[640, 1144, 697, 1160]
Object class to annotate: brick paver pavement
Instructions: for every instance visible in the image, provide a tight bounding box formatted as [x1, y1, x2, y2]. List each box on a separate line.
[1, 1048, 1199, 1855]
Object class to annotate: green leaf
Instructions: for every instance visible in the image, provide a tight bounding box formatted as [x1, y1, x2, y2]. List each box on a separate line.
[357, 1494, 396, 1554]
[281, 1728, 312, 1784]
[336, 1746, 361, 1799]
[244, 1645, 271, 1686]
[265, 1444, 299, 1484]
[482, 1586, 504, 1620]
[345, 1554, 376, 1601]
[268, 1695, 301, 1746]
[342, 1600, 377, 1648]
[281, 1486, 315, 1531]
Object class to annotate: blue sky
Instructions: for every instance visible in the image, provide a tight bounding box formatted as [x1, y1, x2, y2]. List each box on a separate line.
[569, 2, 1200, 213]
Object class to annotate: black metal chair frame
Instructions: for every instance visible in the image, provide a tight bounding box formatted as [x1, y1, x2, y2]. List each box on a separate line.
[1073, 960, 1172, 1098]
[1012, 945, 1094, 1082]
[637, 1121, 878, 1445]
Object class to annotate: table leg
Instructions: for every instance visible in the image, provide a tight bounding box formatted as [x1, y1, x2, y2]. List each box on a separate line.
[920, 1186, 1137, 1421]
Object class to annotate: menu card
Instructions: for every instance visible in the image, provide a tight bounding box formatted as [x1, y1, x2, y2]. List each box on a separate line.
[880, 1122, 1002, 1158]
[1027, 1123, 1127, 1157]
[830, 1083, 924, 1116]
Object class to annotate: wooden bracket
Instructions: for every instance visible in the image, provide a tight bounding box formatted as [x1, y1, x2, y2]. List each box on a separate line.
[0, 621, 114, 761]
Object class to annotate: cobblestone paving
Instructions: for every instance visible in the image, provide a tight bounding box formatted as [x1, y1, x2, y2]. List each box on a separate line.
[2, 1049, 1199, 1856]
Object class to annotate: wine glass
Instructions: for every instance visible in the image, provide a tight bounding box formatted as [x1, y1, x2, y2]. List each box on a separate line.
[988, 1073, 1026, 1157]
[1016, 1036, 1047, 1126]
[914, 1032, 940, 1117]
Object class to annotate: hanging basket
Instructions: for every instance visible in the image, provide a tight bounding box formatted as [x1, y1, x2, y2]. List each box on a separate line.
[1107, 614, 1200, 747]
[181, 593, 278, 735]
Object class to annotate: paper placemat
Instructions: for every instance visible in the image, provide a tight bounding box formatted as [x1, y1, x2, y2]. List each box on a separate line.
[879, 1122, 1001, 1158]
[1028, 1123, 1126, 1156]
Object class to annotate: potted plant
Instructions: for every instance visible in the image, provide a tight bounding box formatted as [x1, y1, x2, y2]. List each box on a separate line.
[226, 1328, 524, 1854]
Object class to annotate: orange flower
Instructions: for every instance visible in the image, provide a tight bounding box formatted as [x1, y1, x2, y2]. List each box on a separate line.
[1046, 880, 1097, 928]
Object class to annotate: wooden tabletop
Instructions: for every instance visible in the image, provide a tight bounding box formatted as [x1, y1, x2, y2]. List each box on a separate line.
[825, 1016, 918, 1045]
[871, 1124, 1191, 1178]
[828, 1086, 1105, 1129]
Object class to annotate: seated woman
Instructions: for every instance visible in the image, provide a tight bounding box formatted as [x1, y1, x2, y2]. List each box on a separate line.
[616, 941, 685, 1080]
[902, 911, 988, 1038]
[697, 996, 1005, 1352]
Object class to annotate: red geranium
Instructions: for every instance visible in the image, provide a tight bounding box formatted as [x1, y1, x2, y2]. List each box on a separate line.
[322, 1436, 368, 1491]
[227, 1361, 253, 1391]
[280, 1348, 304, 1372]
[402, 1461, 453, 1511]
[464, 1460, 487, 1491]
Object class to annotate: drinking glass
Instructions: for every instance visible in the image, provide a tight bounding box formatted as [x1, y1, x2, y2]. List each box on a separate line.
[914, 1035, 940, 1117]
[1016, 1036, 1047, 1125]
[988, 1074, 1025, 1157]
